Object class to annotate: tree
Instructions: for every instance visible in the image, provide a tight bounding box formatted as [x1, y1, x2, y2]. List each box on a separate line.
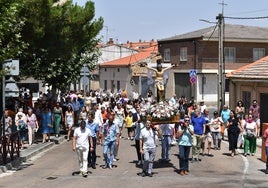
[0, 0, 27, 76]
[19, 0, 103, 92]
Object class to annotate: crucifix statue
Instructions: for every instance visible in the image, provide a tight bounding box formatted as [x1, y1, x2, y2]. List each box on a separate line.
[144, 55, 174, 102]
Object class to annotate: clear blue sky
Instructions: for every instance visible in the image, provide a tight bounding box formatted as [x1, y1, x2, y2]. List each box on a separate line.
[73, 0, 268, 43]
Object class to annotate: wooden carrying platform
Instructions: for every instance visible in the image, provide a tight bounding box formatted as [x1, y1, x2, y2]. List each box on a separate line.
[152, 114, 180, 124]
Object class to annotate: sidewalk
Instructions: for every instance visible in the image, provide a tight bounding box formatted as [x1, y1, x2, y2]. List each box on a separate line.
[0, 135, 66, 174]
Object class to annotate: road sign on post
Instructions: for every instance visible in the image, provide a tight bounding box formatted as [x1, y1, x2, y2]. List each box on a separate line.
[189, 76, 197, 84]
[189, 69, 197, 84]
[4, 60, 19, 76]
[189, 69, 197, 77]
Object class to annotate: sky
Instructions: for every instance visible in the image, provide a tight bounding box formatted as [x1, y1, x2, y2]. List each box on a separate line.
[72, 0, 268, 43]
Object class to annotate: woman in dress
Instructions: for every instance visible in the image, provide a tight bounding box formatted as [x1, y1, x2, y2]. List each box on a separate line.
[65, 105, 74, 141]
[79, 106, 88, 123]
[113, 103, 125, 160]
[41, 107, 54, 143]
[53, 102, 63, 137]
[26, 108, 39, 145]
[227, 110, 240, 157]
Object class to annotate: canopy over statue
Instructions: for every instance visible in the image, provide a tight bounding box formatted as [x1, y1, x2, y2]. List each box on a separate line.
[143, 54, 174, 102]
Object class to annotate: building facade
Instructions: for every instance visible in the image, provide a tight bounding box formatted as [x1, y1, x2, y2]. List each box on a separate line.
[227, 56, 268, 125]
[158, 24, 268, 107]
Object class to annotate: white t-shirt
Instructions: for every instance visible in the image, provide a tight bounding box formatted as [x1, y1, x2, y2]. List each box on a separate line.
[140, 128, 156, 149]
[210, 117, 223, 132]
[245, 121, 257, 131]
[73, 127, 92, 150]
[160, 124, 174, 135]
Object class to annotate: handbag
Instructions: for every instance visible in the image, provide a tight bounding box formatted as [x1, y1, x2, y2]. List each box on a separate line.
[246, 129, 256, 138]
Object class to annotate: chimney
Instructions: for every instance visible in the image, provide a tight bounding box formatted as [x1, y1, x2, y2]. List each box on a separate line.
[108, 38, 114, 44]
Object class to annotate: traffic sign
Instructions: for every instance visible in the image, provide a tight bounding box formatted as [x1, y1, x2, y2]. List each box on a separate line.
[190, 76, 197, 84]
[189, 69, 197, 77]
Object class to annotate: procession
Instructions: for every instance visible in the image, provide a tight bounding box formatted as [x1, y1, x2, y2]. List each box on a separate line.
[2, 57, 267, 179]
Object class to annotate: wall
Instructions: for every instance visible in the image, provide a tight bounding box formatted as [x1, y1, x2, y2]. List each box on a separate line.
[99, 66, 130, 93]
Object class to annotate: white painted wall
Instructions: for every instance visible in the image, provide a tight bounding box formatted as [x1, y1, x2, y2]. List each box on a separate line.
[98, 45, 137, 64]
[99, 67, 131, 93]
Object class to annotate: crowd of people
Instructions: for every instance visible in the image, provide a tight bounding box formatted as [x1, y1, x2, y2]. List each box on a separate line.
[2, 88, 268, 177]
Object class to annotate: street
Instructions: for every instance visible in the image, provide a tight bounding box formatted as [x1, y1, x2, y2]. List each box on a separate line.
[0, 130, 267, 188]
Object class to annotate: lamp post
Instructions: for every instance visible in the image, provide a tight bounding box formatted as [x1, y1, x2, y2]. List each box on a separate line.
[2, 59, 19, 164]
[2, 59, 12, 164]
[2, 63, 6, 164]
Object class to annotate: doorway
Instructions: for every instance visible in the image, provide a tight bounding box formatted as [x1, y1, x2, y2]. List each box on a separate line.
[260, 93, 268, 134]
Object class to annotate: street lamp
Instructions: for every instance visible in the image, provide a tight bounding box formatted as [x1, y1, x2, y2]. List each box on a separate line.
[2, 59, 19, 164]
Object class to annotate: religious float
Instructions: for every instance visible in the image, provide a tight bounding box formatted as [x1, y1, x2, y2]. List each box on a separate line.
[140, 101, 180, 124]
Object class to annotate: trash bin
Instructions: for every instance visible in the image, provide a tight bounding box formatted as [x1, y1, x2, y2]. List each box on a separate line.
[261, 123, 268, 162]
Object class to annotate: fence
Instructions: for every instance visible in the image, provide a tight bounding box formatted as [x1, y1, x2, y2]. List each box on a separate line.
[0, 131, 20, 165]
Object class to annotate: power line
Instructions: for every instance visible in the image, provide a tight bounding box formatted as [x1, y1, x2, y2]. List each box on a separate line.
[227, 9, 268, 16]
[224, 16, 268, 20]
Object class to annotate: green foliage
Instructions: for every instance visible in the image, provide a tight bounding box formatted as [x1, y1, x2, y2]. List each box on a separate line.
[19, 0, 103, 91]
[0, 0, 27, 77]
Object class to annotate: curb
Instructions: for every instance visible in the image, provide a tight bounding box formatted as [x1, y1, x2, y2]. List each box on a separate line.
[0, 136, 65, 174]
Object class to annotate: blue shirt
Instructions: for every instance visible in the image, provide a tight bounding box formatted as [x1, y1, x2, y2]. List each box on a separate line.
[86, 120, 99, 138]
[102, 121, 119, 143]
[191, 115, 206, 135]
[72, 101, 80, 112]
[221, 109, 230, 123]
[134, 122, 145, 140]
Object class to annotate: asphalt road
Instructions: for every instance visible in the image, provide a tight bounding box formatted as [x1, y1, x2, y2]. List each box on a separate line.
[0, 130, 267, 188]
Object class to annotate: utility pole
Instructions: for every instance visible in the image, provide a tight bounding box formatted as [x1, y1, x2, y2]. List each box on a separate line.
[216, 13, 225, 112]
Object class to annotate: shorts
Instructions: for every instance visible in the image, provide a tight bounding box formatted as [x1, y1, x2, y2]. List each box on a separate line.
[202, 132, 212, 143]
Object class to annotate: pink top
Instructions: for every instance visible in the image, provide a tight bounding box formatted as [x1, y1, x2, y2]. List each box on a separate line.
[263, 128, 268, 147]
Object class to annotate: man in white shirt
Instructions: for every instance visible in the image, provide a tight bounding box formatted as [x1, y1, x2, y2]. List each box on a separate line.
[160, 123, 174, 162]
[139, 120, 160, 177]
[72, 120, 93, 177]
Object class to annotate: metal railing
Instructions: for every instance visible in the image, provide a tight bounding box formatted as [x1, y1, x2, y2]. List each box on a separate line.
[0, 131, 20, 165]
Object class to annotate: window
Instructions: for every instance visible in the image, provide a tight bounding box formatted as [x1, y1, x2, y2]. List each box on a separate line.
[180, 47, 187, 61]
[104, 80, 107, 90]
[117, 68, 120, 72]
[225, 78, 229, 92]
[164, 48, 170, 62]
[253, 48, 265, 61]
[224, 47, 236, 63]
